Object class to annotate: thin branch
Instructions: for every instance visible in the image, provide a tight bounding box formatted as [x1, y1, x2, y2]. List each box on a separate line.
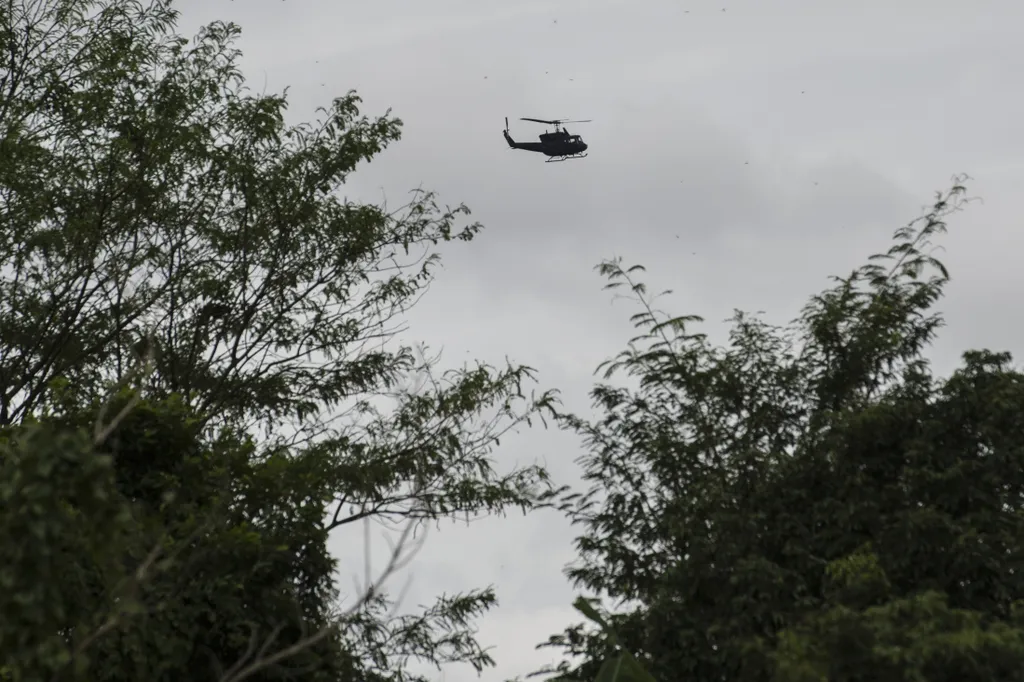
[54, 511, 219, 682]
[217, 475, 431, 682]
[93, 331, 157, 445]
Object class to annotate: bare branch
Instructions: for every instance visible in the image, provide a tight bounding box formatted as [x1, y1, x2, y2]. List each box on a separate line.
[217, 475, 431, 682]
[92, 330, 158, 445]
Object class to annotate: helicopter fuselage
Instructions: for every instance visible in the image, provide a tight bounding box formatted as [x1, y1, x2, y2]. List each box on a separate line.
[501, 130, 585, 156]
[503, 121, 588, 160]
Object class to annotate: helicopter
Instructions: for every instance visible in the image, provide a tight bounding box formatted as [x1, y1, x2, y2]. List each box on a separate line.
[502, 117, 590, 162]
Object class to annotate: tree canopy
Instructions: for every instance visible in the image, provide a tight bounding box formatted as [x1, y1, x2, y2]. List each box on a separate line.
[0, 1, 561, 680]
[538, 178, 1024, 682]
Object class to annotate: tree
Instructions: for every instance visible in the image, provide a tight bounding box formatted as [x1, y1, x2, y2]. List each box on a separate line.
[1, 0, 562, 680]
[1, 393, 360, 682]
[538, 178, 1024, 681]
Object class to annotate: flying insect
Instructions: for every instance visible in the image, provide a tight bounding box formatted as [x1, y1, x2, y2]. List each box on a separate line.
[502, 117, 590, 162]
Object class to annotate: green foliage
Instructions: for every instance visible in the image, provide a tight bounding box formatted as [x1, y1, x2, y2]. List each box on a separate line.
[823, 544, 891, 609]
[539, 178, 1024, 681]
[0, 422, 132, 681]
[0, 396, 364, 682]
[1, 0, 563, 680]
[0, 0, 491, 434]
[774, 591, 1024, 682]
[572, 598, 655, 682]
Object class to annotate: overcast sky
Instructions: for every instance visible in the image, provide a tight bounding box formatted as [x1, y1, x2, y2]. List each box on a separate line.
[173, 1, 1024, 680]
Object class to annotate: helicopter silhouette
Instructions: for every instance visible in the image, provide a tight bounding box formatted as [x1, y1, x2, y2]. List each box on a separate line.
[503, 117, 590, 162]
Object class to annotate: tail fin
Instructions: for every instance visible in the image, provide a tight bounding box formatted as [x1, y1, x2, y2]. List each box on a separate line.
[503, 118, 516, 148]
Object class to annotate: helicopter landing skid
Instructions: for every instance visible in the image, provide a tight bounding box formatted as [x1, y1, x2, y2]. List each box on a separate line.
[546, 153, 588, 163]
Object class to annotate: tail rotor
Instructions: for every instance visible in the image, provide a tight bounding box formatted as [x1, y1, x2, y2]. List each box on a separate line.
[502, 117, 516, 148]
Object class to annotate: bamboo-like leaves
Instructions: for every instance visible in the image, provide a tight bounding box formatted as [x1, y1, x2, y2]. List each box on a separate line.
[573, 598, 656, 682]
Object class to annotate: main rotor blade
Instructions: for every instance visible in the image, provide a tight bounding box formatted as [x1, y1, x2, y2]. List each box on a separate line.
[520, 117, 591, 125]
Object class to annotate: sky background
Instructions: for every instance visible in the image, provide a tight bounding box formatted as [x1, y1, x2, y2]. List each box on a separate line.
[173, 1, 1024, 680]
